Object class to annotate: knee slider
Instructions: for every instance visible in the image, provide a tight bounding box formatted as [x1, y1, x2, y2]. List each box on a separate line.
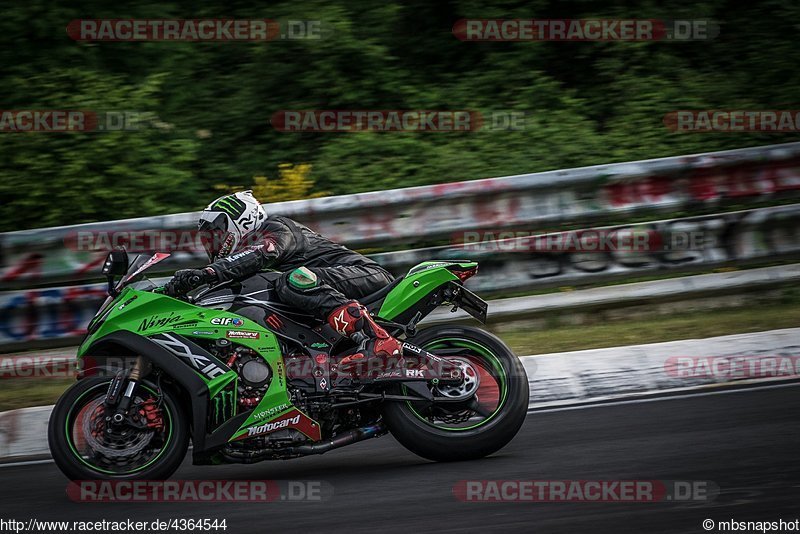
[287, 266, 318, 292]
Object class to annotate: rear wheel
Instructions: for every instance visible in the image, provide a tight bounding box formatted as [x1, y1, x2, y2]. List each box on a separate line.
[382, 325, 529, 461]
[48, 376, 188, 480]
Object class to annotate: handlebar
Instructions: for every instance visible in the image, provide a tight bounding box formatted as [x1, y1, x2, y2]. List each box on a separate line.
[155, 278, 235, 302]
[187, 279, 236, 303]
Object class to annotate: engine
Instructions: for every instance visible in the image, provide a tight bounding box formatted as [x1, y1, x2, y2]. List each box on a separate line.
[207, 339, 272, 409]
[229, 348, 272, 409]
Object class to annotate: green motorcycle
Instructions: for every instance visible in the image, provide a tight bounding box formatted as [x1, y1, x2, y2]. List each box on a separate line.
[48, 249, 529, 480]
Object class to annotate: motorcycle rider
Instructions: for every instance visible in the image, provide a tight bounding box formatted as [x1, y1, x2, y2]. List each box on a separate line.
[163, 191, 402, 376]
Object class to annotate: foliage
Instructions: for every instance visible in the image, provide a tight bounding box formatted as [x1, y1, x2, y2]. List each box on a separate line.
[217, 163, 329, 203]
[1, 0, 799, 231]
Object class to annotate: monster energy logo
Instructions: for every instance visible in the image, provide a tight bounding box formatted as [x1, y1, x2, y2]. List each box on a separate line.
[213, 389, 235, 425]
[212, 196, 246, 218]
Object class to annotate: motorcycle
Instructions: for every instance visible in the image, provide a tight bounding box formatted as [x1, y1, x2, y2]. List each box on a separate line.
[48, 249, 529, 480]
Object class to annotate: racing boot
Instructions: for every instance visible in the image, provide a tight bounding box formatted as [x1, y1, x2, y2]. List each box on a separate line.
[327, 301, 403, 378]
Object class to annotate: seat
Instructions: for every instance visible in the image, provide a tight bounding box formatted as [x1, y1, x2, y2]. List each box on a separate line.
[360, 275, 405, 306]
[227, 272, 401, 321]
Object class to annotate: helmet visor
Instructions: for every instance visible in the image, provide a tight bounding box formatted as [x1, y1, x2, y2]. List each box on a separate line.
[198, 213, 229, 262]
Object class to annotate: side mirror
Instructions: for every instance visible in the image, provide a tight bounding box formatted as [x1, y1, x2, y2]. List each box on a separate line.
[102, 248, 128, 296]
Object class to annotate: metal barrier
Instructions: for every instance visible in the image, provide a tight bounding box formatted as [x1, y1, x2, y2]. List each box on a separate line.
[3, 142, 800, 288]
[2, 204, 799, 349]
[2, 142, 800, 348]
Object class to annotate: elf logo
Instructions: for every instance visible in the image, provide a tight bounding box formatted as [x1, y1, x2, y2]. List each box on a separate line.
[247, 414, 301, 437]
[211, 317, 244, 326]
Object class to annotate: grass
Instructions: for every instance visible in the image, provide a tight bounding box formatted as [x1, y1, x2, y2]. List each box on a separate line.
[0, 378, 76, 412]
[1, 298, 798, 412]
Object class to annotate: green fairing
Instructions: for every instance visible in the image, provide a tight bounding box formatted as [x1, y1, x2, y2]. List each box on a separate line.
[78, 287, 291, 443]
[377, 261, 477, 320]
[77, 260, 475, 444]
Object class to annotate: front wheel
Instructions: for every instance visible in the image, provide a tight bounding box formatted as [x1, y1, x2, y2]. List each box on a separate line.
[382, 325, 529, 461]
[48, 376, 189, 480]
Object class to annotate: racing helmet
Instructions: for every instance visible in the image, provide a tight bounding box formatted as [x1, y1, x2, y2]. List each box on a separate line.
[198, 190, 267, 261]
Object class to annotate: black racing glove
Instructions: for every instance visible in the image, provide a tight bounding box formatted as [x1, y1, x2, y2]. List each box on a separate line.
[164, 267, 217, 297]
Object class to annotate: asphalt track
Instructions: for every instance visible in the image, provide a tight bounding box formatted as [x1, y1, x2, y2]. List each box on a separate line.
[3, 384, 800, 533]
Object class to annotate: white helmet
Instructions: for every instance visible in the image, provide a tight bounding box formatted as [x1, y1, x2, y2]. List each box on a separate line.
[198, 190, 267, 261]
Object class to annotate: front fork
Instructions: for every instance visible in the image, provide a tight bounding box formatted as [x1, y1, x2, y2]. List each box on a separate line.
[104, 356, 151, 424]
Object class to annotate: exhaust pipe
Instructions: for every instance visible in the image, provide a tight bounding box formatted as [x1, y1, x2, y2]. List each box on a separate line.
[288, 423, 386, 456]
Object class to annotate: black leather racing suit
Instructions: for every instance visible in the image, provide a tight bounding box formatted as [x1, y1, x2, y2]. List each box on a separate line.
[205, 215, 393, 319]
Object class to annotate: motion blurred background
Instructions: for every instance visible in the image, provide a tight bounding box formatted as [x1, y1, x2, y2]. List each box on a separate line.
[0, 0, 800, 448]
[2, 3, 800, 531]
[1, 1, 799, 412]
[2, 0, 800, 228]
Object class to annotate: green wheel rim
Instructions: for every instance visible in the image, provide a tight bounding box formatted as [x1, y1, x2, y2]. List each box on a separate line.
[64, 382, 174, 475]
[405, 337, 508, 431]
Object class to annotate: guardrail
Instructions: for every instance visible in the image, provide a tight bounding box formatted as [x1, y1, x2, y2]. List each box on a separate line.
[2, 142, 800, 349]
[0, 248, 800, 351]
[3, 142, 800, 288]
[5, 264, 794, 354]
[377, 203, 800, 293]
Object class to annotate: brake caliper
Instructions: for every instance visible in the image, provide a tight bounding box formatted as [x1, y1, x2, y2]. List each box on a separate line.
[138, 400, 165, 430]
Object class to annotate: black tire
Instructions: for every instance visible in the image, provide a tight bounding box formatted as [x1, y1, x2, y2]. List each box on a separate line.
[48, 376, 189, 480]
[382, 325, 529, 462]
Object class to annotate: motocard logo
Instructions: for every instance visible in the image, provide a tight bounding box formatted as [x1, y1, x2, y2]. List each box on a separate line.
[211, 317, 244, 326]
[227, 330, 259, 339]
[247, 414, 301, 437]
